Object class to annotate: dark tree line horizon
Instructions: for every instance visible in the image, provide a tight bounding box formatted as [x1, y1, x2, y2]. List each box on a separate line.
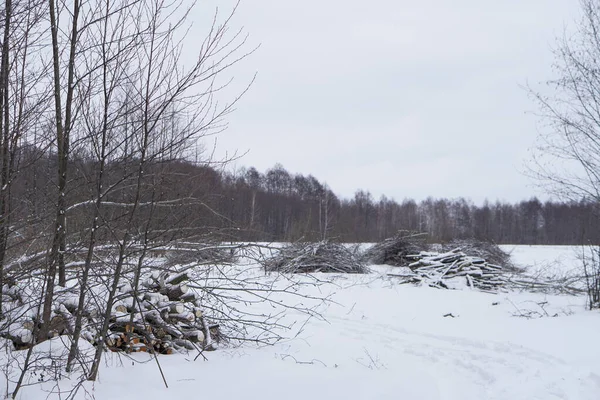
[12, 151, 598, 246]
[220, 163, 600, 245]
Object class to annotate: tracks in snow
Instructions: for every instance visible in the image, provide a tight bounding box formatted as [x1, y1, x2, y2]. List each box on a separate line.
[318, 314, 599, 400]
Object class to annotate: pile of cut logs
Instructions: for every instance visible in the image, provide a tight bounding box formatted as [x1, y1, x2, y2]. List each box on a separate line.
[1, 271, 218, 354]
[388, 248, 507, 292]
[106, 271, 217, 354]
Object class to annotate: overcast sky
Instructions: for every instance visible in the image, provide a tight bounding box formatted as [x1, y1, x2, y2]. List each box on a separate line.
[192, 0, 579, 204]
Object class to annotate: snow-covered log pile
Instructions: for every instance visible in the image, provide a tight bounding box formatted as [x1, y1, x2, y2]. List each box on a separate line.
[0, 271, 219, 354]
[1, 283, 39, 349]
[264, 241, 368, 274]
[387, 248, 587, 295]
[362, 231, 429, 266]
[438, 239, 519, 272]
[107, 271, 218, 354]
[388, 248, 508, 292]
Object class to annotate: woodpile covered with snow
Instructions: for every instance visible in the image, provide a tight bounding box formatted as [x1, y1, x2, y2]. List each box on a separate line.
[386, 247, 583, 295]
[363, 231, 517, 292]
[364, 233, 524, 292]
[264, 241, 368, 274]
[1, 271, 218, 354]
[107, 271, 218, 354]
[388, 248, 507, 292]
[438, 239, 518, 272]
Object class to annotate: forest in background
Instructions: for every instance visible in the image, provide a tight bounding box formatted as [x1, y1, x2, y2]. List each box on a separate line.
[13, 151, 599, 246]
[2, 0, 600, 394]
[220, 164, 600, 244]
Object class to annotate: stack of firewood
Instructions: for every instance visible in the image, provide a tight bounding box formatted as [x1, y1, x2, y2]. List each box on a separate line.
[388, 248, 508, 292]
[1, 271, 218, 354]
[106, 271, 217, 354]
[2, 283, 45, 349]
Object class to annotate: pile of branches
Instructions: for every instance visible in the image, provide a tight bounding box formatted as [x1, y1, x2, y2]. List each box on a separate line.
[362, 231, 429, 266]
[363, 233, 514, 270]
[133, 241, 238, 267]
[389, 248, 508, 292]
[439, 239, 518, 272]
[505, 275, 584, 296]
[1, 271, 218, 354]
[264, 241, 368, 274]
[164, 243, 237, 266]
[387, 248, 587, 295]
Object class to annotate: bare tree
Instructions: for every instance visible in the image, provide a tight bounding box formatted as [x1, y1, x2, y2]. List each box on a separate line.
[529, 0, 600, 307]
[82, 0, 252, 381]
[582, 245, 600, 308]
[0, 0, 49, 313]
[0, 0, 254, 390]
[64, 0, 141, 372]
[38, 0, 82, 342]
[529, 0, 600, 202]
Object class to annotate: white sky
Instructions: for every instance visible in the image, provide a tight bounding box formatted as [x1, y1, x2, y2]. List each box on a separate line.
[192, 0, 579, 203]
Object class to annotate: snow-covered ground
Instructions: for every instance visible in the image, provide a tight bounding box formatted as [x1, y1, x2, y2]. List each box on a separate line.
[3, 245, 600, 399]
[502, 244, 584, 278]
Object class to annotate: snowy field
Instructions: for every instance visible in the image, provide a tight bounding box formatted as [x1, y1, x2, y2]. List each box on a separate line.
[3, 245, 600, 399]
[501, 245, 584, 277]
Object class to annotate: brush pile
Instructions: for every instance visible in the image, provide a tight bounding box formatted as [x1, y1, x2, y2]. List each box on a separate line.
[387, 246, 585, 295]
[504, 274, 585, 295]
[389, 248, 508, 292]
[264, 241, 368, 274]
[438, 239, 518, 272]
[362, 231, 429, 266]
[160, 242, 237, 266]
[364, 234, 521, 292]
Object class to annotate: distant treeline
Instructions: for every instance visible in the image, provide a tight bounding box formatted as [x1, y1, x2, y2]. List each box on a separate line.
[13, 152, 600, 245]
[217, 164, 599, 245]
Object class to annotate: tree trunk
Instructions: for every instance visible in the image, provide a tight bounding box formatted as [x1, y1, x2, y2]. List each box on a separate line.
[0, 0, 11, 316]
